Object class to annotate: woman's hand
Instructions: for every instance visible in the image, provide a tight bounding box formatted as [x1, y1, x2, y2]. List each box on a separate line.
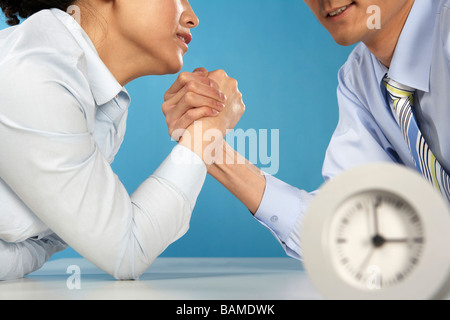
[163, 68, 226, 141]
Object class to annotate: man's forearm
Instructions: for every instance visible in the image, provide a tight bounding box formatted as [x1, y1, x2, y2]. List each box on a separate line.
[207, 141, 266, 214]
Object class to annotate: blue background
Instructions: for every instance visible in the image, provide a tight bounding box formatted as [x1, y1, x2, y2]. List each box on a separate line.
[0, 0, 354, 259]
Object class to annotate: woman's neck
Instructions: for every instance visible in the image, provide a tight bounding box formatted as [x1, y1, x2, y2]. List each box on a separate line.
[76, 2, 148, 86]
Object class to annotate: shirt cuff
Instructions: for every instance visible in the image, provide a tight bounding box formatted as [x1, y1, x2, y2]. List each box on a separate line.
[254, 174, 313, 258]
[153, 144, 207, 208]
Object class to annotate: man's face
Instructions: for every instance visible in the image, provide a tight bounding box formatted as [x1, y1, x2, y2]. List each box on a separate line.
[303, 0, 414, 46]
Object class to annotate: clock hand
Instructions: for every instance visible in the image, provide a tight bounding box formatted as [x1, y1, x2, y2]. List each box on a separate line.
[366, 199, 383, 249]
[383, 238, 408, 243]
[373, 197, 382, 236]
[383, 238, 423, 244]
[373, 237, 422, 245]
[358, 247, 376, 275]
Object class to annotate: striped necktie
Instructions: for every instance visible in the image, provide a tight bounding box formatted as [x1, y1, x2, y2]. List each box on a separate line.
[383, 75, 450, 202]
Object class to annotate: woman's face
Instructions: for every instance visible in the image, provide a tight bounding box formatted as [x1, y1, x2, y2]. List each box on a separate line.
[111, 0, 199, 75]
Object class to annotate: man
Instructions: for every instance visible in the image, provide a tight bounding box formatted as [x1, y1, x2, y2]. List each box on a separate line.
[165, 0, 449, 259]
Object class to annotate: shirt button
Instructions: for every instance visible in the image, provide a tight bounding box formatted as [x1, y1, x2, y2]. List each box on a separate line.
[270, 215, 278, 223]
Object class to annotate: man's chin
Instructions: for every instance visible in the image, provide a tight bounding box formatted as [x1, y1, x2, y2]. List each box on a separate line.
[331, 34, 361, 47]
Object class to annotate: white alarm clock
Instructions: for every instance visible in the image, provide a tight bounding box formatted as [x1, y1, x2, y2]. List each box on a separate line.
[301, 163, 450, 300]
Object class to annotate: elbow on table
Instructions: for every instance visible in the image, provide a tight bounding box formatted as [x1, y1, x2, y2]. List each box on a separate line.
[109, 251, 159, 281]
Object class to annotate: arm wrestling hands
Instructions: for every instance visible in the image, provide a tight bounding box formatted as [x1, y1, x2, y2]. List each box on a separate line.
[162, 68, 266, 213]
[163, 68, 244, 167]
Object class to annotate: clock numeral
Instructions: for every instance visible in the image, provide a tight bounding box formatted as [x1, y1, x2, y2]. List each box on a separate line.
[395, 201, 404, 209]
[336, 238, 347, 244]
[410, 215, 420, 224]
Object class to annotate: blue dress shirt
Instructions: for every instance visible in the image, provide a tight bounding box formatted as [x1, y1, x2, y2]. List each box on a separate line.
[0, 9, 207, 280]
[255, 0, 449, 259]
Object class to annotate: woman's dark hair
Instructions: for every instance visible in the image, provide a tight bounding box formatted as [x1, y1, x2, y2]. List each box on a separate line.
[0, 0, 75, 26]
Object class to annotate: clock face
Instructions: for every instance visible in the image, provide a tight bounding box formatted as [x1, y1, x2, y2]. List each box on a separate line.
[329, 190, 424, 291]
[301, 163, 450, 300]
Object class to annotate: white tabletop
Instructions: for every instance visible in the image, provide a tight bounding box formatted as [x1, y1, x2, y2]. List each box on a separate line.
[0, 257, 323, 300]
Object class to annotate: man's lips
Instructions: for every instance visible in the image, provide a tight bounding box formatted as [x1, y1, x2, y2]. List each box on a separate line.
[326, 2, 355, 17]
[177, 33, 192, 45]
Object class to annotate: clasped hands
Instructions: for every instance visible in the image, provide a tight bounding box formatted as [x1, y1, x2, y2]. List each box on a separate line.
[162, 68, 245, 168]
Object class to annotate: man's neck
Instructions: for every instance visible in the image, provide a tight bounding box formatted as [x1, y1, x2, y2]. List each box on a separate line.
[362, 0, 415, 68]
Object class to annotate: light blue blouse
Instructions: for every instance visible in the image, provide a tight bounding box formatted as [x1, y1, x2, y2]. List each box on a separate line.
[0, 9, 206, 280]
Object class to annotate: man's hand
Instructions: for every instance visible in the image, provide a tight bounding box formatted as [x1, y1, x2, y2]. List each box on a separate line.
[205, 69, 245, 136]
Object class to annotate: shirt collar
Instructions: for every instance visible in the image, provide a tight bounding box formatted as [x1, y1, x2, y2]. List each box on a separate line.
[387, 0, 440, 92]
[50, 8, 129, 106]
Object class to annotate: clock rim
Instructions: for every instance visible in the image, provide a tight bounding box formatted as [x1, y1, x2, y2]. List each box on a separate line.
[301, 163, 450, 300]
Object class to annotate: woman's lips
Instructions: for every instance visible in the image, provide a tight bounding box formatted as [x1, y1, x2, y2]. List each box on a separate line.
[177, 33, 192, 46]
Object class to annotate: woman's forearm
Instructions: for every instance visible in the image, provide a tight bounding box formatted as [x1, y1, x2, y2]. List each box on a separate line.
[207, 141, 266, 214]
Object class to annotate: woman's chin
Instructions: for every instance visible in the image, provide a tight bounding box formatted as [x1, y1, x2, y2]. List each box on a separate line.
[143, 57, 184, 76]
[159, 60, 184, 75]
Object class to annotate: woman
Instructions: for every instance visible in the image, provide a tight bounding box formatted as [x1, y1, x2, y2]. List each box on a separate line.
[0, 0, 244, 280]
